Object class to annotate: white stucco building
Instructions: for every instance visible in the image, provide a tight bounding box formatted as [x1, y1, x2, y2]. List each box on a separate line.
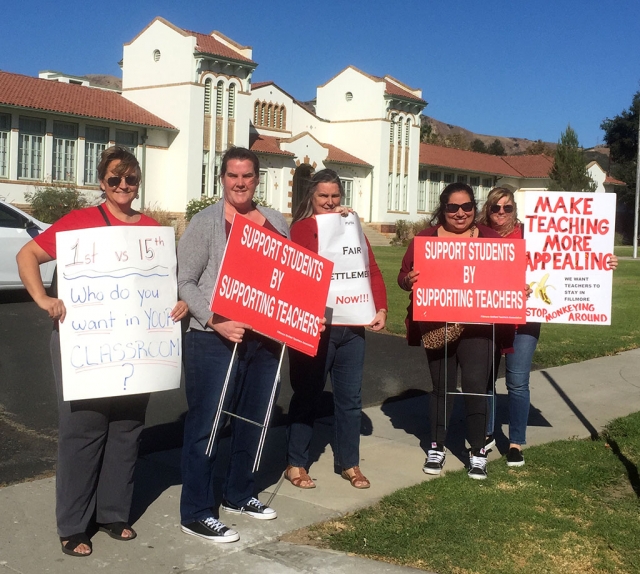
[0, 16, 624, 230]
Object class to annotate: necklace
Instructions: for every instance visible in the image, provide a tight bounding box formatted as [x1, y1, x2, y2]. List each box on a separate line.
[469, 225, 476, 238]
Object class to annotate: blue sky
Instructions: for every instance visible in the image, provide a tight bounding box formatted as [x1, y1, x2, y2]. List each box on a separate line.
[2, 0, 639, 148]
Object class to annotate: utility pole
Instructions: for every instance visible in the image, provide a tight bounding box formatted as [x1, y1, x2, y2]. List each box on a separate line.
[635, 111, 640, 259]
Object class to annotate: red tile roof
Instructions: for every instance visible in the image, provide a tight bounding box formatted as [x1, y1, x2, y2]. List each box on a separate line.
[604, 174, 626, 186]
[501, 155, 553, 178]
[323, 144, 371, 167]
[419, 143, 557, 179]
[419, 143, 521, 177]
[384, 81, 426, 104]
[185, 30, 255, 64]
[251, 81, 273, 90]
[0, 71, 176, 130]
[249, 133, 294, 157]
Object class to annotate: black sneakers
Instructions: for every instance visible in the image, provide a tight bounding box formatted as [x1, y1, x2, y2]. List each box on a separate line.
[484, 435, 496, 452]
[180, 517, 240, 543]
[468, 451, 488, 480]
[221, 497, 277, 520]
[423, 444, 446, 475]
[506, 447, 525, 467]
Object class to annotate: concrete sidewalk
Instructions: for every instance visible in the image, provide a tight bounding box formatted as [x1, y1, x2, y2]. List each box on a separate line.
[1, 348, 640, 573]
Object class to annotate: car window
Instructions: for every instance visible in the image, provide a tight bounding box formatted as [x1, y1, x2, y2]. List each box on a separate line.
[0, 203, 29, 229]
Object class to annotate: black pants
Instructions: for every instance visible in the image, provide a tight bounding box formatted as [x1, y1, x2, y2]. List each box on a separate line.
[425, 327, 495, 451]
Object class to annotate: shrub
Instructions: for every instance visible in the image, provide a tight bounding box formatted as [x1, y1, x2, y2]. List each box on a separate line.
[185, 195, 274, 221]
[142, 203, 175, 228]
[391, 217, 431, 245]
[25, 183, 95, 223]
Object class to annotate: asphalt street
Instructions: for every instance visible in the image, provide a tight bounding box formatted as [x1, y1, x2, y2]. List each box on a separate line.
[0, 290, 436, 485]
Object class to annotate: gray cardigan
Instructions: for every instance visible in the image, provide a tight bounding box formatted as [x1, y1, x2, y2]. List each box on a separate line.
[177, 200, 290, 332]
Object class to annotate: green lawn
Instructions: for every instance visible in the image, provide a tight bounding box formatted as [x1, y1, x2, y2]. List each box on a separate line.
[372, 246, 640, 368]
[313, 412, 640, 573]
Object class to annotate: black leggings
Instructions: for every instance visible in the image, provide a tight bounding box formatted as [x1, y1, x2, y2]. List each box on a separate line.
[426, 331, 495, 451]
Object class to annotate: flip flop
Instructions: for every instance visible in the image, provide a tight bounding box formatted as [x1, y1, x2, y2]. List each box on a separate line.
[284, 465, 316, 489]
[97, 522, 137, 541]
[60, 533, 92, 557]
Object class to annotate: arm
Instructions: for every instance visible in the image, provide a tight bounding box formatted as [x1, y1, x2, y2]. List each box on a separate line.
[397, 238, 420, 291]
[365, 237, 387, 331]
[17, 241, 67, 322]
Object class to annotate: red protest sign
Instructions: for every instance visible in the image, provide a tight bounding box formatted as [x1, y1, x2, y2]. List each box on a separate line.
[211, 216, 333, 356]
[412, 237, 526, 324]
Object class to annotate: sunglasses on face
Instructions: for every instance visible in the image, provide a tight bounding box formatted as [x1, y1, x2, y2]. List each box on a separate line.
[445, 202, 474, 213]
[106, 175, 139, 188]
[490, 204, 514, 214]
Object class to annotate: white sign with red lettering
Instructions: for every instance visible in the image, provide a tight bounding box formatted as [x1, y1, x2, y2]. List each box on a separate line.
[524, 191, 616, 325]
[316, 213, 376, 325]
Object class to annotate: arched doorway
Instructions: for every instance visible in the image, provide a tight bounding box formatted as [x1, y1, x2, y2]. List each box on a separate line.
[291, 164, 314, 216]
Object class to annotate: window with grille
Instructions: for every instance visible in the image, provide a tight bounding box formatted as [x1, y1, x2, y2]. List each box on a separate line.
[204, 79, 212, 114]
[389, 121, 394, 144]
[417, 179, 427, 212]
[216, 81, 224, 116]
[52, 121, 78, 182]
[257, 169, 268, 200]
[18, 116, 45, 180]
[457, 174, 467, 184]
[482, 177, 493, 191]
[402, 175, 408, 210]
[116, 130, 138, 154]
[341, 179, 353, 207]
[84, 125, 109, 185]
[228, 84, 235, 118]
[387, 173, 393, 210]
[0, 113, 10, 178]
[405, 119, 410, 145]
[280, 106, 286, 130]
[444, 172, 454, 184]
[253, 101, 260, 125]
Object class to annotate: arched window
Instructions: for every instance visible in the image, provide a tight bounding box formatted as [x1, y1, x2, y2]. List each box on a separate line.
[274, 107, 281, 130]
[254, 101, 260, 125]
[390, 120, 394, 144]
[405, 118, 411, 145]
[228, 84, 236, 118]
[397, 116, 403, 143]
[204, 79, 212, 114]
[216, 80, 224, 116]
[280, 107, 286, 130]
[267, 104, 273, 128]
[260, 102, 266, 126]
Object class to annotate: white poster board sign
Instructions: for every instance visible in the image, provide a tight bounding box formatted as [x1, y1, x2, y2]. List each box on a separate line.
[317, 213, 376, 325]
[524, 192, 616, 325]
[57, 227, 182, 400]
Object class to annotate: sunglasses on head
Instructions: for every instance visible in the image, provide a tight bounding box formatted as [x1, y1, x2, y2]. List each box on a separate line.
[445, 202, 474, 213]
[490, 204, 514, 214]
[106, 175, 139, 188]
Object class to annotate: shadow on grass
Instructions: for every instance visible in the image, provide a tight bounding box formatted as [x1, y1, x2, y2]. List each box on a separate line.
[605, 437, 640, 498]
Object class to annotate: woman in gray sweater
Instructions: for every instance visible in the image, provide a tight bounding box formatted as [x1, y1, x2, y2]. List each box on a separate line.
[177, 147, 289, 543]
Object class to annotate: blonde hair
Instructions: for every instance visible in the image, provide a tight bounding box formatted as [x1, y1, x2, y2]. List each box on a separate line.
[478, 187, 519, 237]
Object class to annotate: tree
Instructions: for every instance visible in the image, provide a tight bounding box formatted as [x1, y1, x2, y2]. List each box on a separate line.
[470, 139, 487, 153]
[526, 139, 554, 156]
[487, 139, 506, 156]
[548, 125, 597, 192]
[601, 91, 639, 208]
[420, 122, 441, 144]
[442, 133, 468, 150]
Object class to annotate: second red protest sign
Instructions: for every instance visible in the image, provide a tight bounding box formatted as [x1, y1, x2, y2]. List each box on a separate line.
[412, 236, 526, 325]
[211, 216, 333, 356]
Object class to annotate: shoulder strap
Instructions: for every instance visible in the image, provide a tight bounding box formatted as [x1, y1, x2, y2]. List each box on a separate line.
[97, 204, 112, 226]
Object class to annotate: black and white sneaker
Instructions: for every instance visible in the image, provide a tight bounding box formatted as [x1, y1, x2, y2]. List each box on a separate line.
[468, 452, 488, 480]
[221, 497, 277, 520]
[484, 435, 496, 452]
[506, 447, 525, 467]
[423, 444, 446, 475]
[181, 517, 240, 543]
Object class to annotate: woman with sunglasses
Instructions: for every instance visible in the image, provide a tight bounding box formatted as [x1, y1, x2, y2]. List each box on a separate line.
[478, 187, 617, 467]
[17, 146, 188, 557]
[398, 182, 504, 480]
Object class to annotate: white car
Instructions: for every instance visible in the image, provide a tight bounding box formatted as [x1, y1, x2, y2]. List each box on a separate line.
[0, 200, 56, 291]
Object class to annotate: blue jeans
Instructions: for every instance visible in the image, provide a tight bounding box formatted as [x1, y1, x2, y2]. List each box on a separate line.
[180, 329, 281, 524]
[487, 324, 540, 445]
[287, 325, 366, 470]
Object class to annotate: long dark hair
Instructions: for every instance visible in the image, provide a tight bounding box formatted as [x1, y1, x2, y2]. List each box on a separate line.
[292, 169, 344, 224]
[430, 182, 477, 226]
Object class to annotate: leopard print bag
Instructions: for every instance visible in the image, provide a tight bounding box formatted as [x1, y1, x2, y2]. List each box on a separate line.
[420, 322, 465, 350]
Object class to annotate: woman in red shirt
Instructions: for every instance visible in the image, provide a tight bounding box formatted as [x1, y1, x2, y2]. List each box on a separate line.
[17, 146, 187, 557]
[285, 169, 387, 490]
